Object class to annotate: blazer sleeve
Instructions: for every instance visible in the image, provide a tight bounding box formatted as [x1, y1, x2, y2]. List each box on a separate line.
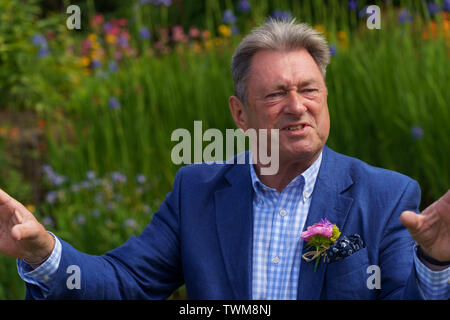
[377, 179, 423, 299]
[26, 168, 185, 300]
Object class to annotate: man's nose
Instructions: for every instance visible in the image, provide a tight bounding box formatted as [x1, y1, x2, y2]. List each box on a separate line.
[284, 91, 307, 115]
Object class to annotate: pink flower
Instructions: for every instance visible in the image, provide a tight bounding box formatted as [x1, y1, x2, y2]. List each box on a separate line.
[92, 14, 104, 26]
[301, 218, 333, 242]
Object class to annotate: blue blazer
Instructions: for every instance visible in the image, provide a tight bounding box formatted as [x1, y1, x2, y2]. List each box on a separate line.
[26, 145, 423, 299]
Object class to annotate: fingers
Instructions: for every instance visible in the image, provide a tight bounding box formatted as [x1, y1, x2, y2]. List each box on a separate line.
[11, 220, 39, 241]
[400, 210, 421, 232]
[0, 188, 12, 206]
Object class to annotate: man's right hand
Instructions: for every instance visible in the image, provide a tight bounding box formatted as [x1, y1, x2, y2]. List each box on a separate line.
[0, 188, 55, 264]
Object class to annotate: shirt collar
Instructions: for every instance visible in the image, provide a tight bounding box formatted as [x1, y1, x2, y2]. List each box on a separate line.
[249, 150, 323, 197]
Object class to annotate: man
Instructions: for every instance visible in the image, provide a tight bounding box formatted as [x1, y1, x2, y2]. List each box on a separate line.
[0, 20, 448, 299]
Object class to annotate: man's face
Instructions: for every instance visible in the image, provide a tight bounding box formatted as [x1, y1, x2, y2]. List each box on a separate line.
[235, 49, 330, 164]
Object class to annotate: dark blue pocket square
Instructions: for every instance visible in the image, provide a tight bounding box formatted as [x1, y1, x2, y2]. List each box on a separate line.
[326, 234, 365, 263]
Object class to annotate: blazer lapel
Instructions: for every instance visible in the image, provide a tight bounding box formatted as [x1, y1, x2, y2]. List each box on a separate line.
[297, 146, 354, 300]
[215, 160, 253, 299]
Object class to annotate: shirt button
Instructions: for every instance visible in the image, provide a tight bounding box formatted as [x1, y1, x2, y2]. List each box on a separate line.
[272, 256, 280, 264]
[279, 209, 287, 217]
[304, 191, 311, 198]
[43, 275, 50, 282]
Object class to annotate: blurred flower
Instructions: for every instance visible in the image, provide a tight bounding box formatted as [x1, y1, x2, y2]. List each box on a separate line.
[92, 14, 104, 26]
[25, 204, 36, 213]
[42, 216, 55, 228]
[111, 171, 126, 183]
[90, 59, 102, 69]
[118, 33, 130, 47]
[237, 0, 251, 13]
[38, 46, 50, 58]
[201, 30, 211, 39]
[139, 26, 151, 39]
[172, 26, 188, 42]
[399, 8, 413, 23]
[86, 171, 96, 180]
[123, 218, 138, 229]
[106, 34, 117, 44]
[80, 56, 91, 67]
[218, 24, 232, 37]
[136, 173, 147, 184]
[231, 25, 240, 35]
[271, 10, 291, 21]
[348, 0, 358, 11]
[189, 27, 200, 38]
[143, 204, 151, 214]
[45, 191, 58, 204]
[88, 33, 98, 42]
[427, 2, 440, 16]
[75, 215, 86, 225]
[108, 97, 121, 109]
[329, 44, 337, 56]
[108, 60, 118, 72]
[222, 9, 237, 24]
[31, 33, 47, 47]
[411, 126, 424, 140]
[444, 0, 450, 12]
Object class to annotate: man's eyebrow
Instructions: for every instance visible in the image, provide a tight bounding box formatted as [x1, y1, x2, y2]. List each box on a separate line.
[272, 78, 321, 90]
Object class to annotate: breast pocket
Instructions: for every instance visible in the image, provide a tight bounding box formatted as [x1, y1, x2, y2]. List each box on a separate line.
[323, 247, 375, 299]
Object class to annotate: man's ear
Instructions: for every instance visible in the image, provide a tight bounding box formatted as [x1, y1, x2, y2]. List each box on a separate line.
[229, 95, 249, 131]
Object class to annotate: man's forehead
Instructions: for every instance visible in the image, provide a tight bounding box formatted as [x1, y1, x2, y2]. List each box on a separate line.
[248, 49, 323, 88]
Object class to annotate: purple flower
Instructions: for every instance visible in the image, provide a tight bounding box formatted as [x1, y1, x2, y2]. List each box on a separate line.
[42, 216, 55, 228]
[75, 214, 86, 225]
[139, 26, 151, 39]
[271, 10, 292, 21]
[118, 34, 129, 47]
[32, 33, 47, 47]
[399, 8, 413, 23]
[90, 59, 101, 69]
[222, 9, 237, 24]
[111, 171, 127, 183]
[86, 171, 96, 179]
[123, 218, 138, 229]
[108, 97, 121, 109]
[136, 173, 147, 184]
[237, 0, 251, 13]
[444, 0, 450, 12]
[108, 60, 118, 72]
[329, 44, 337, 57]
[45, 191, 58, 204]
[38, 46, 50, 58]
[348, 0, 358, 11]
[104, 22, 113, 33]
[231, 25, 240, 35]
[427, 2, 440, 15]
[411, 126, 424, 140]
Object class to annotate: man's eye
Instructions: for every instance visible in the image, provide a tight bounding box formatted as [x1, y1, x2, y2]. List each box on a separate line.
[302, 88, 317, 93]
[266, 92, 284, 98]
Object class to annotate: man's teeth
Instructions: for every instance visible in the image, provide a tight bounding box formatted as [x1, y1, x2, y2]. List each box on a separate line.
[287, 124, 305, 131]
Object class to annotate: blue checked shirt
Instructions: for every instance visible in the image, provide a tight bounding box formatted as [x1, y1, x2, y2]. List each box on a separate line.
[17, 152, 450, 299]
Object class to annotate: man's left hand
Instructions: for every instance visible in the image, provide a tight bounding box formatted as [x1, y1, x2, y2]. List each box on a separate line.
[400, 189, 450, 264]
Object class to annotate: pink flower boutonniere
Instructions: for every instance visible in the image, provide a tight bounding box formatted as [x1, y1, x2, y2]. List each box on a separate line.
[301, 218, 341, 272]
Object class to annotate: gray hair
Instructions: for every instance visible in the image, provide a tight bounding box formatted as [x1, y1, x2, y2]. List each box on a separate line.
[231, 19, 331, 106]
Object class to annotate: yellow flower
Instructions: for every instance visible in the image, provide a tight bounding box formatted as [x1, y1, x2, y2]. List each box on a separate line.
[80, 56, 90, 67]
[313, 24, 326, 35]
[105, 34, 117, 44]
[218, 24, 232, 37]
[25, 204, 36, 213]
[204, 39, 214, 50]
[192, 41, 202, 53]
[87, 33, 98, 42]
